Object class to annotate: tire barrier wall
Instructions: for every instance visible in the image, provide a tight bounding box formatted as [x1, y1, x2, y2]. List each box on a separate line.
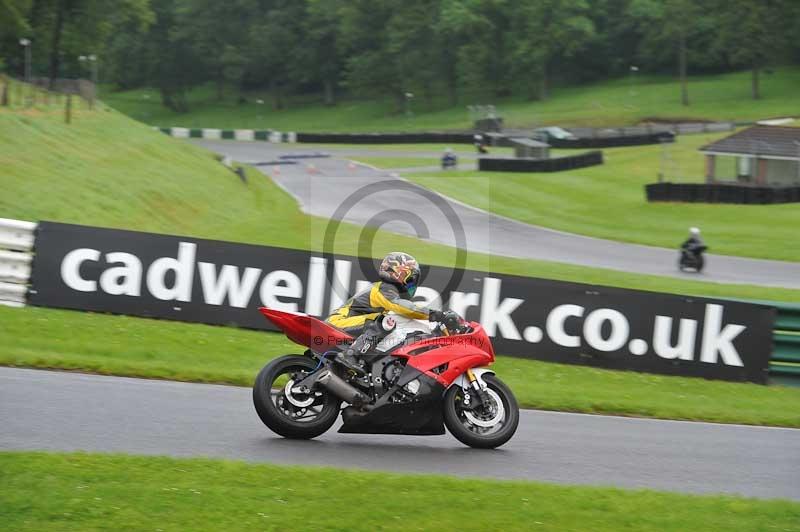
[548, 131, 675, 149]
[478, 151, 603, 172]
[295, 132, 476, 144]
[646, 183, 800, 204]
[565, 122, 735, 138]
[156, 127, 675, 148]
[156, 127, 297, 143]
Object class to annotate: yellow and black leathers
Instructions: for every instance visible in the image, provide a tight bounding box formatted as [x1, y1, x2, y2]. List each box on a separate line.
[326, 281, 429, 335]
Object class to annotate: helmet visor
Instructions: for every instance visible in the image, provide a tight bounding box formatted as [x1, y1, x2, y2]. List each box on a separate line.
[404, 268, 420, 297]
[405, 279, 417, 297]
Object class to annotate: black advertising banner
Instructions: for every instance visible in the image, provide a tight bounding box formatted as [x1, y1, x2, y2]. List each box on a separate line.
[29, 222, 776, 383]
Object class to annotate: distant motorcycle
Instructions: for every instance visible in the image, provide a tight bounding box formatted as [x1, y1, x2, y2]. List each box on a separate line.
[441, 152, 458, 169]
[679, 245, 708, 272]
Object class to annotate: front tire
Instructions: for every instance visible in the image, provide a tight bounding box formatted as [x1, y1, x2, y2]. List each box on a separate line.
[443, 374, 519, 449]
[253, 355, 340, 439]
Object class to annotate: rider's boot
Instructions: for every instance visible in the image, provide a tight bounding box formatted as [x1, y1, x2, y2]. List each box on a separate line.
[335, 317, 396, 375]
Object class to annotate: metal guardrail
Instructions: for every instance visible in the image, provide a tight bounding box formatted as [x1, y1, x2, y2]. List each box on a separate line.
[0, 218, 35, 307]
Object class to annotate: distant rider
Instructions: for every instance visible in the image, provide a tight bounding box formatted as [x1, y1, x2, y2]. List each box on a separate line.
[680, 227, 706, 262]
[326, 252, 444, 372]
[442, 147, 458, 169]
[474, 133, 489, 154]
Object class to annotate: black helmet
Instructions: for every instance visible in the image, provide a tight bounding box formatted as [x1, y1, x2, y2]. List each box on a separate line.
[378, 252, 421, 296]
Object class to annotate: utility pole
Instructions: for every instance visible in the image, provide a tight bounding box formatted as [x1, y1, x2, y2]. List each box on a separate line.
[19, 38, 31, 82]
[79, 54, 98, 108]
[20, 38, 33, 107]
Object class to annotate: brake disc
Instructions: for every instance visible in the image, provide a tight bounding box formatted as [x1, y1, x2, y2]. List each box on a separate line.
[283, 379, 314, 408]
[463, 388, 505, 428]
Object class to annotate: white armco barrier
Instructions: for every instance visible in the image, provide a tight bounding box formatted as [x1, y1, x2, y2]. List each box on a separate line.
[0, 249, 32, 283]
[0, 217, 36, 251]
[0, 218, 35, 307]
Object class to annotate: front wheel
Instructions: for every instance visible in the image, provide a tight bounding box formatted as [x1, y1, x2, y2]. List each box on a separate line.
[253, 355, 340, 439]
[443, 374, 519, 449]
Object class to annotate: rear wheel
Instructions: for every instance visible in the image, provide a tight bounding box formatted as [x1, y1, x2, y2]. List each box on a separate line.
[443, 374, 519, 449]
[253, 355, 340, 439]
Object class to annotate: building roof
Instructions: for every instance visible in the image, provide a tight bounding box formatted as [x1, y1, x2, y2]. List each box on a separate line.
[509, 137, 550, 148]
[699, 126, 800, 160]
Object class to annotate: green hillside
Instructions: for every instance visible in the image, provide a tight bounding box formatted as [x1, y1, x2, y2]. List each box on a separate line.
[1, 98, 799, 301]
[103, 67, 800, 132]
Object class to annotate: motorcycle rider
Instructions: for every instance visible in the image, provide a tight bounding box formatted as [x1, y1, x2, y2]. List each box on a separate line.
[474, 133, 489, 154]
[680, 227, 705, 262]
[441, 147, 458, 169]
[326, 251, 445, 372]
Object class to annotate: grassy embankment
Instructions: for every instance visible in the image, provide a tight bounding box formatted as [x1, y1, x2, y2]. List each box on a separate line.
[102, 67, 800, 131]
[2, 90, 800, 426]
[1, 452, 798, 532]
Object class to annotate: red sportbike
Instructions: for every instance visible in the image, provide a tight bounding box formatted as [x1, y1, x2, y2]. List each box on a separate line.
[253, 307, 519, 448]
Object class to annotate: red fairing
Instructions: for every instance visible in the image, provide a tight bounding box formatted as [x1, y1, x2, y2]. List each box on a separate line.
[392, 323, 494, 387]
[258, 307, 352, 351]
[260, 307, 495, 386]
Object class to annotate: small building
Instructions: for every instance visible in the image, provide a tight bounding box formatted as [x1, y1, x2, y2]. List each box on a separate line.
[509, 137, 550, 159]
[699, 126, 800, 186]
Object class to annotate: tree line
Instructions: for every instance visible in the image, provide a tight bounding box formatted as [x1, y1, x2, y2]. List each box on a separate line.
[1, 0, 798, 113]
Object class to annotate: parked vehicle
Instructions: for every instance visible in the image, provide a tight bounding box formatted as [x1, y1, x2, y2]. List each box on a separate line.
[253, 308, 519, 449]
[532, 126, 576, 142]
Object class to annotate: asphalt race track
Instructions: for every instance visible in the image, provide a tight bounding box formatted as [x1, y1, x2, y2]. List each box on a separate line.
[191, 140, 800, 289]
[2, 368, 798, 500]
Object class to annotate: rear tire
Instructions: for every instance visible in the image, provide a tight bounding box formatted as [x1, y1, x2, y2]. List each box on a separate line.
[443, 374, 519, 449]
[696, 255, 705, 272]
[253, 355, 340, 439]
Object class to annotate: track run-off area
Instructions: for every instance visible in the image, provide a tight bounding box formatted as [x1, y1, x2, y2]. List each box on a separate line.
[1, 367, 798, 500]
[191, 140, 800, 290]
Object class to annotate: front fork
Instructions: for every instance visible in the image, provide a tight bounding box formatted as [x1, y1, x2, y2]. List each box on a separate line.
[463, 368, 492, 410]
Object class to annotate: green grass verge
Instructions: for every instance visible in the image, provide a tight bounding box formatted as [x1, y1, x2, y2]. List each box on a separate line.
[2, 452, 798, 532]
[3, 305, 799, 427]
[2, 103, 799, 300]
[408, 132, 800, 261]
[102, 67, 800, 131]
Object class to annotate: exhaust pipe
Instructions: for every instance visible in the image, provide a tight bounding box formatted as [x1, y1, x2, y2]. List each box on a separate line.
[316, 370, 368, 406]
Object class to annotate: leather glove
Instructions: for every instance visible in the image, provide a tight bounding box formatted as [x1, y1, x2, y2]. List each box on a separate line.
[428, 309, 445, 322]
[441, 310, 462, 331]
